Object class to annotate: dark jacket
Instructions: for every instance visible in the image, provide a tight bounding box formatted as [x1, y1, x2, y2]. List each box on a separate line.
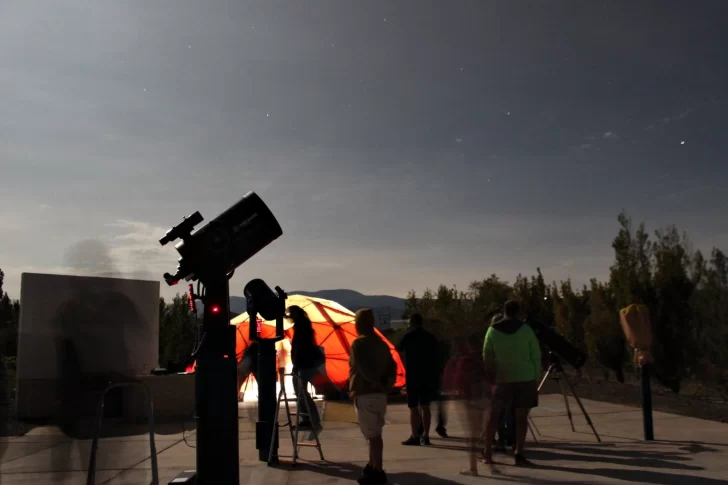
[397, 326, 439, 384]
[291, 325, 321, 371]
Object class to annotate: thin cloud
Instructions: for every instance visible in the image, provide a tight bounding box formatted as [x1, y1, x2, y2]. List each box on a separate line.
[105, 219, 171, 278]
[646, 108, 694, 131]
[603, 131, 619, 140]
[645, 98, 728, 131]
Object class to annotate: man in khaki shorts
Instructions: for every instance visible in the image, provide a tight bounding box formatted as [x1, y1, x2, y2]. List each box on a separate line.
[348, 308, 397, 485]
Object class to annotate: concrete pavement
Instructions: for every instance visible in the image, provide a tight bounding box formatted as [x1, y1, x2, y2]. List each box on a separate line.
[2, 394, 728, 484]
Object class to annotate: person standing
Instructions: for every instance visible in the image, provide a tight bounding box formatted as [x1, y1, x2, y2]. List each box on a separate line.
[486, 313, 516, 452]
[349, 308, 397, 485]
[397, 313, 439, 446]
[276, 337, 292, 383]
[288, 305, 324, 435]
[237, 340, 259, 402]
[419, 337, 450, 438]
[482, 300, 541, 466]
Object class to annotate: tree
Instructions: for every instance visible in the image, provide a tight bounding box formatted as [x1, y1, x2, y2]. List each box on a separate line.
[649, 226, 695, 392]
[402, 290, 418, 319]
[468, 275, 512, 324]
[689, 249, 728, 391]
[610, 212, 655, 311]
[552, 280, 588, 354]
[512, 269, 552, 325]
[418, 288, 436, 318]
[158, 293, 198, 367]
[430, 284, 471, 335]
[584, 279, 626, 382]
[0, 268, 20, 359]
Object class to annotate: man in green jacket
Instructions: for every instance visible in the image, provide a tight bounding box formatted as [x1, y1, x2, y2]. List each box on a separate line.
[482, 300, 541, 466]
[349, 308, 397, 485]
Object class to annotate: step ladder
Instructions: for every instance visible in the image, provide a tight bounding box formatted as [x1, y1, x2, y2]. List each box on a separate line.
[268, 372, 325, 466]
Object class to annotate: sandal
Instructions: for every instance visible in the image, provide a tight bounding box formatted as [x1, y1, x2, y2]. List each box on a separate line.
[478, 454, 500, 474]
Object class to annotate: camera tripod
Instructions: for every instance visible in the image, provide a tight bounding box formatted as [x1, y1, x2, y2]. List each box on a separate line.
[537, 353, 601, 442]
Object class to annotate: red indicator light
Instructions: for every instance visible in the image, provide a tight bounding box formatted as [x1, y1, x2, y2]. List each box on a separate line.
[211, 305, 221, 314]
[187, 284, 197, 313]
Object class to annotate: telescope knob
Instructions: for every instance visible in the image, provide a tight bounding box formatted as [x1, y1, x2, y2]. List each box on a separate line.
[163, 272, 180, 286]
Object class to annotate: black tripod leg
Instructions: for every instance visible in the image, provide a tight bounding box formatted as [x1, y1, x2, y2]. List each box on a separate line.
[528, 415, 541, 437]
[558, 376, 576, 432]
[562, 374, 601, 442]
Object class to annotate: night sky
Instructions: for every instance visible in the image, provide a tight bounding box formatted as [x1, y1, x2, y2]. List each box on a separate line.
[1, 1, 726, 299]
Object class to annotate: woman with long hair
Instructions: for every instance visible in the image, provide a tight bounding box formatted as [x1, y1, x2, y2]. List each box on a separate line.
[288, 305, 323, 435]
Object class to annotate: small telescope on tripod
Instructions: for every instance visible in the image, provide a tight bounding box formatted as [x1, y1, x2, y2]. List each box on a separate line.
[159, 192, 287, 485]
[528, 319, 601, 442]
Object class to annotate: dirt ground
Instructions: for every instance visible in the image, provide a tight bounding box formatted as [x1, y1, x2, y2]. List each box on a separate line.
[540, 369, 728, 424]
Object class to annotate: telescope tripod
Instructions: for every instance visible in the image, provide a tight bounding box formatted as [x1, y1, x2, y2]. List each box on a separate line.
[537, 355, 601, 442]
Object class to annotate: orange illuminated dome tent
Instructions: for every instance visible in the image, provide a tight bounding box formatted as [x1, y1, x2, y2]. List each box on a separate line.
[231, 294, 406, 393]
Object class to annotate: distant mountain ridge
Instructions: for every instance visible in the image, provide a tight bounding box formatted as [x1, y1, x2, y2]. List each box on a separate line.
[229, 289, 406, 322]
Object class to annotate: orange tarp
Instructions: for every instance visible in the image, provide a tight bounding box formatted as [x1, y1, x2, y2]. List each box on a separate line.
[231, 294, 406, 390]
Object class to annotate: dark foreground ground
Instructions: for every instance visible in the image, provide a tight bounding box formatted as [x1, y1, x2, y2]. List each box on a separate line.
[4, 395, 728, 484]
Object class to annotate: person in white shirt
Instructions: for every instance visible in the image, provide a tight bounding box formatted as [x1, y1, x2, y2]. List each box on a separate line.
[276, 337, 292, 382]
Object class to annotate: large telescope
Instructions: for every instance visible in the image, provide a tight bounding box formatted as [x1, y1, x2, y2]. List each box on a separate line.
[527, 319, 587, 370]
[160, 192, 283, 485]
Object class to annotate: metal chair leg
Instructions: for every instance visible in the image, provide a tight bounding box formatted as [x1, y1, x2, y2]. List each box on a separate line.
[87, 382, 159, 485]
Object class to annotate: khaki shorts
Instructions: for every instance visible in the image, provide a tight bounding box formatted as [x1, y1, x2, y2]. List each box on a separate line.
[354, 393, 387, 440]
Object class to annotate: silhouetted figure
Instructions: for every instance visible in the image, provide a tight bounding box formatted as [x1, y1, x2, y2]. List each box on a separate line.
[237, 340, 259, 401]
[418, 337, 450, 438]
[397, 313, 439, 446]
[56, 337, 83, 435]
[348, 308, 397, 485]
[48, 288, 145, 480]
[486, 313, 516, 453]
[482, 301, 541, 467]
[288, 305, 324, 436]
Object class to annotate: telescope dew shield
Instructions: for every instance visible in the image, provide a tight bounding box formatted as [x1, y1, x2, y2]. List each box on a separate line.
[244, 279, 286, 342]
[173, 192, 283, 284]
